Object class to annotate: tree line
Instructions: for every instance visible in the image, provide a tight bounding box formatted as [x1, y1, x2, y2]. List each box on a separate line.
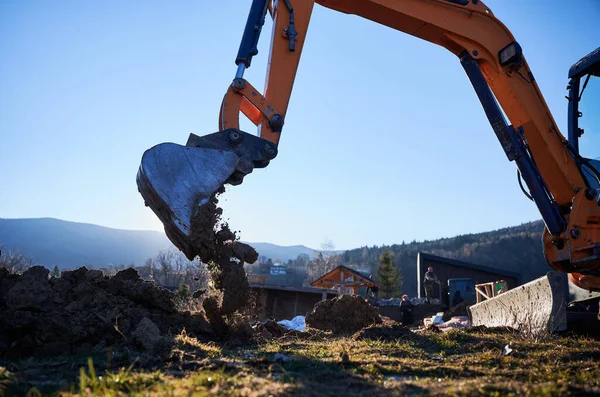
[1, 219, 549, 300]
[243, 220, 549, 298]
[0, 245, 210, 294]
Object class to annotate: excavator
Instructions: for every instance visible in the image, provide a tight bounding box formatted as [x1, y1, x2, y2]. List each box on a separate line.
[136, 0, 600, 327]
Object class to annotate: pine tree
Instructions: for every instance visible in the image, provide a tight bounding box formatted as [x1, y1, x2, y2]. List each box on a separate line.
[51, 265, 61, 278]
[376, 249, 402, 298]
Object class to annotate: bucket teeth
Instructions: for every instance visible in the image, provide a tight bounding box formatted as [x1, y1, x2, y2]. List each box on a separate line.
[136, 142, 239, 258]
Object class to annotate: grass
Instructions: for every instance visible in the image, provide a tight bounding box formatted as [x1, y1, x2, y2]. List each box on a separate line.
[2, 326, 600, 396]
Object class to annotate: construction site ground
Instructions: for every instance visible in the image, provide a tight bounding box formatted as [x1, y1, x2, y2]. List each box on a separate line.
[2, 321, 600, 396]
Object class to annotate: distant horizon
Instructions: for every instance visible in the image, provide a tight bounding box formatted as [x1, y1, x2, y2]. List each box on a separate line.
[0, 215, 545, 252]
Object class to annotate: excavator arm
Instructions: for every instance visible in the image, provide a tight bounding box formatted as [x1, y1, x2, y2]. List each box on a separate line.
[137, 0, 600, 291]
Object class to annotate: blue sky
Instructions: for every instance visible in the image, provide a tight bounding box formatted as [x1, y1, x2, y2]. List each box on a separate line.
[1, 0, 598, 250]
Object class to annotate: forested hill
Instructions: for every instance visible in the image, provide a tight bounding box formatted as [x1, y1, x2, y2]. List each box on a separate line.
[339, 220, 550, 297]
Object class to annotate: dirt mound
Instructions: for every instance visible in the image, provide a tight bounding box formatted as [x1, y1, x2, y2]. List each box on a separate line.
[188, 188, 258, 316]
[352, 323, 413, 342]
[251, 320, 330, 343]
[442, 302, 471, 322]
[465, 325, 519, 334]
[0, 266, 216, 358]
[252, 320, 293, 342]
[305, 295, 382, 335]
[0, 189, 270, 360]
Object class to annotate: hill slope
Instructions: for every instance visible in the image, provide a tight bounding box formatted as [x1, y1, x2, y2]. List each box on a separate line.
[0, 218, 317, 269]
[0, 218, 172, 269]
[246, 242, 317, 263]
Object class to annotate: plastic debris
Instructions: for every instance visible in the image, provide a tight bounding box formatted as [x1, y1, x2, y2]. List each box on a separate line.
[432, 312, 445, 325]
[438, 316, 471, 332]
[503, 344, 513, 356]
[277, 315, 306, 332]
[377, 298, 401, 307]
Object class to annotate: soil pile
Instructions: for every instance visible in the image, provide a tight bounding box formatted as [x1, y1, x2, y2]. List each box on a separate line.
[188, 188, 258, 317]
[0, 188, 264, 359]
[0, 266, 214, 358]
[442, 302, 471, 322]
[352, 323, 413, 342]
[305, 295, 382, 334]
[252, 320, 330, 342]
[252, 320, 292, 342]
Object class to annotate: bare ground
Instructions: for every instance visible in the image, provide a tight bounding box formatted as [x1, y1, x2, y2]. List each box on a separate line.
[2, 323, 600, 396]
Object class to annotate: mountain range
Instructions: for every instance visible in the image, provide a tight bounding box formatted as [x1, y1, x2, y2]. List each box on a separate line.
[0, 218, 317, 269]
[1, 217, 593, 300]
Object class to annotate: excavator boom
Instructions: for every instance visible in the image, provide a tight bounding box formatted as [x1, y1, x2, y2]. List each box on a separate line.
[137, 0, 600, 291]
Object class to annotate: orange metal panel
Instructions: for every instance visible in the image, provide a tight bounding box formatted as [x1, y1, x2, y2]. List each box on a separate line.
[219, 79, 283, 141]
[261, 0, 316, 143]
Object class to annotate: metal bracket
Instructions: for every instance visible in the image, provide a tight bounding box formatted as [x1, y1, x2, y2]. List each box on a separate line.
[186, 128, 277, 185]
[220, 77, 284, 145]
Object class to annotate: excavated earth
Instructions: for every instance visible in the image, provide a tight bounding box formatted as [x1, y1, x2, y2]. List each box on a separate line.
[0, 189, 392, 361]
[0, 266, 316, 361]
[0, 188, 266, 360]
[188, 188, 258, 317]
[352, 322, 413, 342]
[305, 294, 383, 334]
[0, 266, 218, 358]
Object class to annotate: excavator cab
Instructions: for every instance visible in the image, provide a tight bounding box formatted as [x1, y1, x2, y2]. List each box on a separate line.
[568, 47, 600, 190]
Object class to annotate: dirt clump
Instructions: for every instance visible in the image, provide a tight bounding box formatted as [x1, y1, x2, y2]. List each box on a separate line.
[250, 319, 332, 343]
[188, 188, 258, 316]
[305, 294, 382, 335]
[465, 325, 519, 335]
[132, 317, 162, 350]
[442, 301, 471, 321]
[201, 293, 228, 335]
[353, 322, 413, 342]
[252, 320, 291, 342]
[0, 266, 214, 359]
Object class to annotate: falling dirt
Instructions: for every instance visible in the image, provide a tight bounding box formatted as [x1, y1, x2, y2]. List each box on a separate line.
[188, 187, 258, 316]
[305, 295, 382, 335]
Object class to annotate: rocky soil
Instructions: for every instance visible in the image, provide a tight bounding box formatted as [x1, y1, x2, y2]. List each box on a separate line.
[305, 294, 382, 334]
[0, 266, 219, 358]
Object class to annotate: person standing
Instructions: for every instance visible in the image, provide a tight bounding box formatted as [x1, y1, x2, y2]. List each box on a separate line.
[423, 266, 439, 304]
[366, 275, 379, 306]
[399, 294, 414, 325]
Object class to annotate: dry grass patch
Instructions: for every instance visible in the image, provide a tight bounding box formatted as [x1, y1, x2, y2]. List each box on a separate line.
[2, 326, 599, 396]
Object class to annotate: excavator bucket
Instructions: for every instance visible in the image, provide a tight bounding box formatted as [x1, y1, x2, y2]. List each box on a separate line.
[136, 142, 239, 259]
[136, 129, 277, 259]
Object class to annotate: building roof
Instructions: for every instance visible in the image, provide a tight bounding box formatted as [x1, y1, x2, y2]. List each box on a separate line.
[249, 282, 339, 295]
[418, 252, 521, 282]
[310, 265, 382, 289]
